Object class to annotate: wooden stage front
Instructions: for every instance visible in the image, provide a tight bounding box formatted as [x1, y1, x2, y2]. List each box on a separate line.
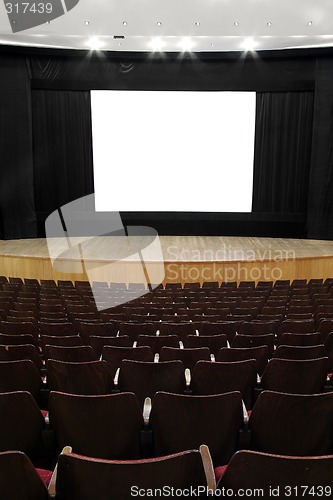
[0, 236, 333, 285]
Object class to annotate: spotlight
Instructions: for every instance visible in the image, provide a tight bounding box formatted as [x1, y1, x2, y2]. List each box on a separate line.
[149, 37, 165, 51]
[180, 37, 195, 52]
[243, 37, 256, 51]
[88, 36, 103, 50]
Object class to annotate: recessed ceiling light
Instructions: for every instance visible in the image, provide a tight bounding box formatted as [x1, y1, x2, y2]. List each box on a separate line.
[84, 21, 90, 26]
[195, 22, 200, 26]
[46, 21, 50, 24]
[267, 21, 272, 27]
[307, 21, 313, 26]
[157, 22, 162, 26]
[88, 36, 103, 50]
[180, 37, 195, 52]
[234, 21, 239, 27]
[123, 21, 127, 26]
[243, 37, 257, 51]
[149, 37, 165, 51]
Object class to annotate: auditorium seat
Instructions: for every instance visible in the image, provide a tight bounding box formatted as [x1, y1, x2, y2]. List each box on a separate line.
[317, 319, 333, 341]
[162, 314, 190, 323]
[0, 333, 38, 348]
[191, 359, 257, 409]
[118, 322, 155, 343]
[53, 446, 212, 500]
[40, 335, 84, 351]
[159, 347, 211, 372]
[47, 360, 112, 395]
[260, 357, 328, 394]
[278, 332, 323, 346]
[248, 391, 333, 456]
[159, 322, 195, 341]
[232, 333, 275, 357]
[0, 451, 49, 499]
[216, 450, 333, 494]
[0, 391, 51, 464]
[101, 346, 154, 379]
[183, 334, 228, 357]
[89, 335, 132, 357]
[40, 322, 76, 337]
[238, 320, 279, 335]
[150, 391, 243, 465]
[0, 360, 43, 403]
[49, 391, 143, 459]
[216, 346, 268, 376]
[0, 321, 38, 341]
[0, 344, 43, 371]
[198, 321, 242, 343]
[136, 334, 180, 354]
[44, 345, 97, 363]
[274, 344, 326, 360]
[118, 360, 186, 408]
[278, 318, 316, 336]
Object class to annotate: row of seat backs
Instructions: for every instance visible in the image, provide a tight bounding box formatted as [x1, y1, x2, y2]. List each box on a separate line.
[2, 389, 333, 468]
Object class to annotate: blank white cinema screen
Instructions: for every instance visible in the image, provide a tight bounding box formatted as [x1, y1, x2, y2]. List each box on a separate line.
[91, 90, 256, 212]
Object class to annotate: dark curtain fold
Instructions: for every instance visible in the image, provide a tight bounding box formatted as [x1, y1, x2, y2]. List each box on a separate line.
[307, 58, 333, 239]
[32, 89, 94, 233]
[0, 56, 37, 239]
[252, 91, 314, 214]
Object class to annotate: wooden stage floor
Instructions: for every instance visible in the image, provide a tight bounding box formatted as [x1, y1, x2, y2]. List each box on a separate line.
[1, 236, 333, 285]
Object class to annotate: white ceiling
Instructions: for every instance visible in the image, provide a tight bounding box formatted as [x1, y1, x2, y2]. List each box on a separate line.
[0, 0, 333, 53]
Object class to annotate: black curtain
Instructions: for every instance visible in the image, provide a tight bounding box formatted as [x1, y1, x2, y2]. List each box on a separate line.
[307, 58, 333, 239]
[32, 90, 94, 234]
[0, 56, 37, 239]
[252, 91, 314, 214]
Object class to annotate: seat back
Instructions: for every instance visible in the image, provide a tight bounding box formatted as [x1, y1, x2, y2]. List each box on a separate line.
[217, 450, 333, 494]
[47, 360, 112, 395]
[0, 344, 42, 371]
[0, 451, 48, 500]
[136, 335, 180, 354]
[102, 346, 154, 379]
[49, 391, 143, 459]
[0, 360, 42, 401]
[191, 360, 257, 409]
[89, 335, 132, 357]
[44, 345, 97, 363]
[0, 391, 45, 461]
[231, 334, 275, 356]
[184, 334, 228, 357]
[150, 391, 243, 465]
[249, 391, 333, 456]
[261, 357, 328, 394]
[217, 346, 268, 376]
[274, 344, 326, 361]
[159, 347, 211, 372]
[118, 360, 186, 409]
[55, 448, 208, 500]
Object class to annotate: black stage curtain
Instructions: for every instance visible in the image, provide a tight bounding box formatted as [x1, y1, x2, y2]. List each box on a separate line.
[32, 90, 94, 233]
[307, 58, 333, 239]
[252, 91, 314, 214]
[0, 56, 37, 239]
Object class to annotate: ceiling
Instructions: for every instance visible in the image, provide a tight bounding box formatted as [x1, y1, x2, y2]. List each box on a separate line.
[0, 0, 333, 53]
